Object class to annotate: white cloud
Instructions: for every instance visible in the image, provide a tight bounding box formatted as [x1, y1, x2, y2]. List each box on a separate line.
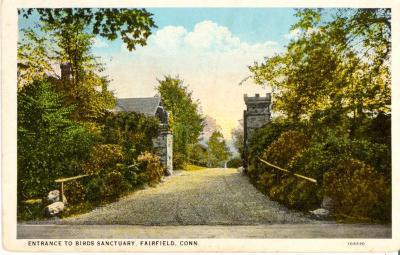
[92, 37, 109, 48]
[109, 20, 282, 139]
[184, 20, 240, 51]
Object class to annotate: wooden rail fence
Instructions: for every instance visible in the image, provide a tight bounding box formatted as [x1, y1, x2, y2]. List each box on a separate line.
[258, 157, 317, 183]
[55, 174, 89, 202]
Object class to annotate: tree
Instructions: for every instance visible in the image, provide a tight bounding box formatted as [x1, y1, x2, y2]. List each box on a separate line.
[249, 8, 390, 138]
[17, 29, 57, 89]
[188, 143, 208, 167]
[19, 8, 157, 121]
[207, 131, 231, 167]
[19, 8, 156, 51]
[156, 76, 204, 169]
[231, 120, 244, 156]
[17, 80, 93, 201]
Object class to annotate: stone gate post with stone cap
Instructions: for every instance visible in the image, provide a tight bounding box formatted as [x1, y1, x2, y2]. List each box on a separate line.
[243, 93, 272, 169]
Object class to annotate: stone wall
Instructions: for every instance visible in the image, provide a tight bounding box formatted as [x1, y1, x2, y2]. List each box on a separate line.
[153, 130, 173, 175]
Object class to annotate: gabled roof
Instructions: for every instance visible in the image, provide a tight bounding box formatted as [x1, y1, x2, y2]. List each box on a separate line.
[114, 97, 161, 116]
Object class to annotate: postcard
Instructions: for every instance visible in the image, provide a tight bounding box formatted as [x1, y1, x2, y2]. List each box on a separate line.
[2, 0, 399, 252]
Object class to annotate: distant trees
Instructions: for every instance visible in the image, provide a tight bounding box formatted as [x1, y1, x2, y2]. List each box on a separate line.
[231, 120, 244, 156]
[206, 131, 231, 167]
[156, 76, 204, 169]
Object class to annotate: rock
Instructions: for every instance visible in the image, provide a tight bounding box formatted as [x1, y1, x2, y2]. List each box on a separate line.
[47, 190, 67, 204]
[44, 202, 64, 217]
[309, 208, 330, 220]
[321, 196, 334, 211]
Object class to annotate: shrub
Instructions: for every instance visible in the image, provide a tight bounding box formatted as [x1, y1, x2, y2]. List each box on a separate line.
[324, 159, 390, 222]
[138, 152, 165, 185]
[263, 130, 309, 168]
[64, 180, 86, 205]
[227, 157, 242, 168]
[85, 176, 106, 203]
[172, 151, 187, 170]
[252, 131, 312, 209]
[103, 169, 131, 199]
[102, 111, 160, 161]
[82, 144, 124, 175]
[249, 130, 308, 183]
[17, 80, 93, 202]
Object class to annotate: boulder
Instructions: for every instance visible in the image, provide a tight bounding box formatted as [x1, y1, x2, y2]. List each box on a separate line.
[44, 202, 64, 217]
[47, 190, 67, 204]
[309, 208, 330, 220]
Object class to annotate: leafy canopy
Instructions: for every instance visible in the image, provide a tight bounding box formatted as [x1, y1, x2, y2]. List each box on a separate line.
[156, 76, 204, 168]
[249, 8, 391, 130]
[19, 8, 156, 51]
[207, 131, 231, 167]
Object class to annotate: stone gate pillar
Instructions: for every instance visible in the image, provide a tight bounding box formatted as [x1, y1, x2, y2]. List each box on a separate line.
[243, 93, 272, 169]
[153, 125, 173, 175]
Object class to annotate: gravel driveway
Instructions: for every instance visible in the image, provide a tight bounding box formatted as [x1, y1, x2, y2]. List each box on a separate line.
[61, 168, 316, 225]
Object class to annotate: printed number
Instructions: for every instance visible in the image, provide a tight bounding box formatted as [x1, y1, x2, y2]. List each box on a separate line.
[348, 242, 365, 246]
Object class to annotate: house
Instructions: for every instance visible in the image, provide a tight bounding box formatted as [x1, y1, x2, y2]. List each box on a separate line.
[113, 97, 173, 175]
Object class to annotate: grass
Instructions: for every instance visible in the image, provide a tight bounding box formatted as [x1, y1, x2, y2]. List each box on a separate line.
[184, 164, 207, 171]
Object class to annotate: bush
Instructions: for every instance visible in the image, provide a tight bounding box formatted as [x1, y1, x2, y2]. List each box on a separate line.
[248, 130, 308, 184]
[64, 180, 86, 205]
[102, 111, 160, 161]
[17, 80, 93, 202]
[138, 152, 165, 186]
[324, 159, 390, 222]
[253, 130, 311, 209]
[227, 157, 242, 168]
[247, 127, 391, 220]
[104, 169, 131, 199]
[82, 144, 124, 175]
[172, 151, 187, 170]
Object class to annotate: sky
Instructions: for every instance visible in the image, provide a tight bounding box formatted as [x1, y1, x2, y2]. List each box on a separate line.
[19, 8, 299, 139]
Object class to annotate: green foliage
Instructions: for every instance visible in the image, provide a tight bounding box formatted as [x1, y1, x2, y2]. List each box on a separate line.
[64, 180, 87, 205]
[247, 124, 391, 220]
[188, 143, 208, 167]
[226, 157, 242, 168]
[17, 80, 93, 201]
[324, 159, 390, 222]
[246, 119, 299, 179]
[102, 111, 160, 160]
[17, 29, 55, 89]
[264, 130, 309, 168]
[185, 164, 207, 171]
[252, 131, 313, 209]
[231, 121, 244, 156]
[137, 152, 165, 186]
[245, 8, 391, 223]
[82, 144, 124, 176]
[156, 76, 204, 169]
[17, 8, 162, 220]
[19, 8, 156, 51]
[249, 8, 390, 132]
[206, 131, 231, 167]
